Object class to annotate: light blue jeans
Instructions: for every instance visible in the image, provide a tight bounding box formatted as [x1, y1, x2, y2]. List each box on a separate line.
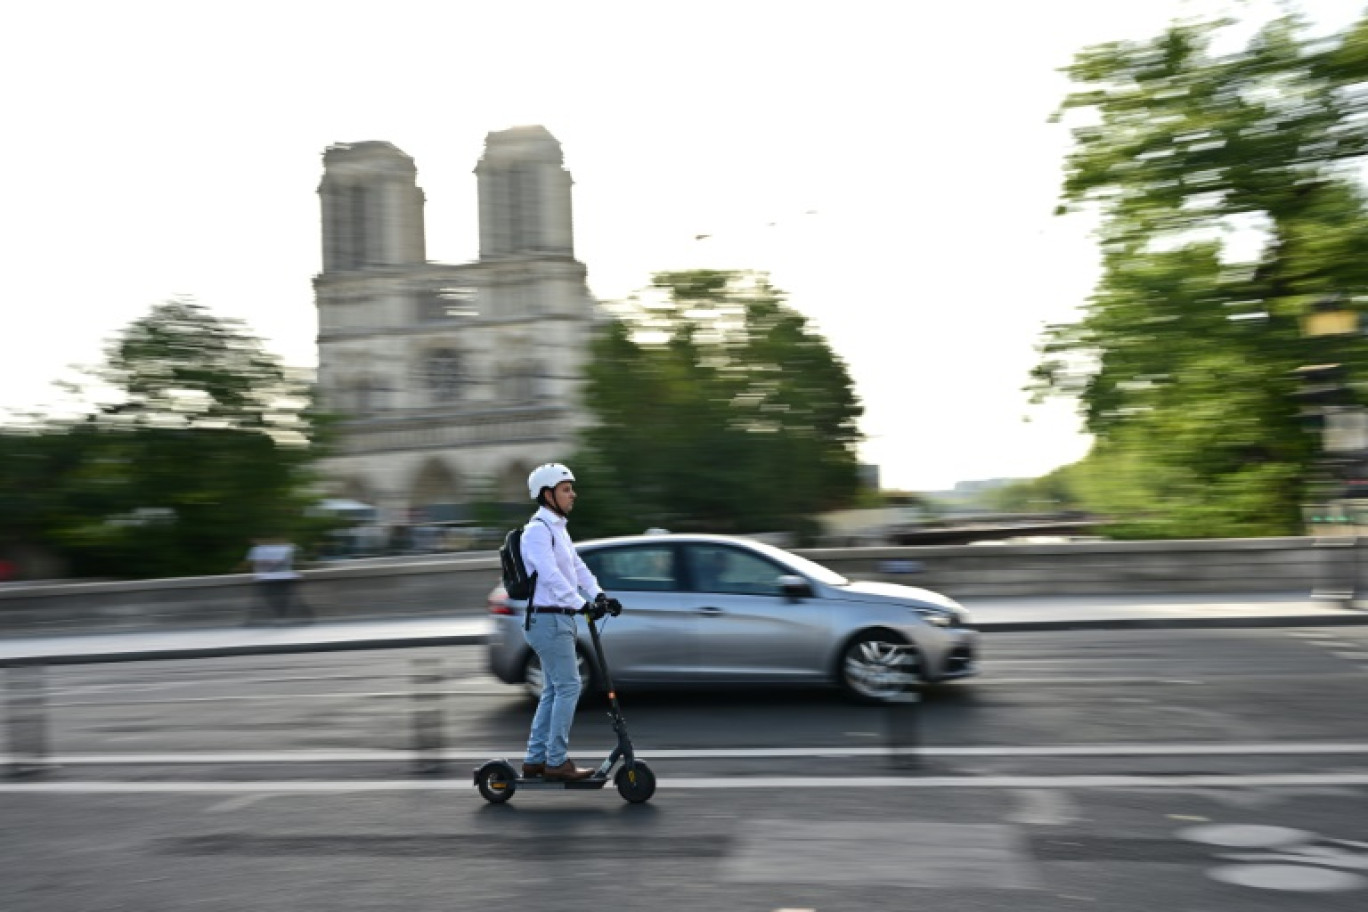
[523, 611, 582, 767]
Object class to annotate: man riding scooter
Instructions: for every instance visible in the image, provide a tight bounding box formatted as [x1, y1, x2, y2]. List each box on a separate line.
[518, 463, 622, 781]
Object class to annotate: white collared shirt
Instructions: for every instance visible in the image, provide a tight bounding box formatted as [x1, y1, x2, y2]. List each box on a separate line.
[521, 506, 601, 608]
[246, 543, 300, 581]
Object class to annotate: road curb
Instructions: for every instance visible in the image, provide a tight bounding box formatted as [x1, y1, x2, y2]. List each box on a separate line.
[7, 613, 1368, 666]
[975, 613, 1368, 632]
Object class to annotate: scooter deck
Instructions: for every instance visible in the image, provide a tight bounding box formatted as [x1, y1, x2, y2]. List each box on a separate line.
[514, 776, 610, 790]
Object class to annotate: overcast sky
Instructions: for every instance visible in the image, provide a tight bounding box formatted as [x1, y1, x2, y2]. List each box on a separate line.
[3, 0, 1364, 491]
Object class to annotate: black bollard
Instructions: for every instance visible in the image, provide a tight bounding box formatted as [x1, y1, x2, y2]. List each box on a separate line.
[6, 663, 50, 779]
[884, 647, 921, 772]
[409, 656, 445, 775]
[1312, 535, 1356, 607]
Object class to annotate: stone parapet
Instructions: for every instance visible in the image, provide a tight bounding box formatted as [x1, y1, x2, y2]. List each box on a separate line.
[0, 537, 1339, 635]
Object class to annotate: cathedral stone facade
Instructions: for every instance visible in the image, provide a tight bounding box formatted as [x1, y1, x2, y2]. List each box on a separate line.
[313, 126, 600, 526]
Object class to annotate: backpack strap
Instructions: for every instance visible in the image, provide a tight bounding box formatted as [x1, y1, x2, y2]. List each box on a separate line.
[523, 573, 538, 631]
[522, 516, 553, 631]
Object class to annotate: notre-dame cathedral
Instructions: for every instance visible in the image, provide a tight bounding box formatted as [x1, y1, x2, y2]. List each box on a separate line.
[313, 126, 600, 525]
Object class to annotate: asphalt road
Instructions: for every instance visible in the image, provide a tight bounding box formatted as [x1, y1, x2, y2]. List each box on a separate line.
[5, 626, 1368, 910]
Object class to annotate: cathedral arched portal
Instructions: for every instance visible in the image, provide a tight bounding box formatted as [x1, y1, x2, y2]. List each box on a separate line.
[339, 477, 374, 505]
[409, 457, 464, 523]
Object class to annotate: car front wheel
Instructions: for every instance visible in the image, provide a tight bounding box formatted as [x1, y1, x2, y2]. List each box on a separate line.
[839, 632, 919, 703]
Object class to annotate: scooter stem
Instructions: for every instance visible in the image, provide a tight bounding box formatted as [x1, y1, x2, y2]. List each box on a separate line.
[585, 614, 635, 764]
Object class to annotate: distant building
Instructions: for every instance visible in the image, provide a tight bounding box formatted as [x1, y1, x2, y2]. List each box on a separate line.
[925, 477, 1030, 514]
[951, 478, 1025, 496]
[313, 127, 601, 525]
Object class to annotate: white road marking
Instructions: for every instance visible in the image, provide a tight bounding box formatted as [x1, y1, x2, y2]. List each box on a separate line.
[1179, 824, 1315, 847]
[44, 677, 1278, 706]
[47, 682, 181, 696]
[985, 658, 1178, 665]
[10, 741, 1368, 764]
[1177, 823, 1368, 892]
[49, 689, 507, 707]
[6, 773, 1368, 793]
[972, 677, 1213, 686]
[1207, 864, 1365, 892]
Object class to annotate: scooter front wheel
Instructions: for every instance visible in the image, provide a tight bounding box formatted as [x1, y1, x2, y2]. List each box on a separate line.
[614, 760, 656, 804]
[475, 760, 518, 804]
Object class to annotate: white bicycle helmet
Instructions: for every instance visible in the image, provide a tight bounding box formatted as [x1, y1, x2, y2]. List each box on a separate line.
[527, 463, 575, 500]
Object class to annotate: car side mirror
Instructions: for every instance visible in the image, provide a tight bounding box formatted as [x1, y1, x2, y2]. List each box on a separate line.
[778, 575, 813, 601]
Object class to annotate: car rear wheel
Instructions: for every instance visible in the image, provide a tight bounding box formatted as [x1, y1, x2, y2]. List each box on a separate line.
[839, 632, 919, 703]
[523, 650, 595, 702]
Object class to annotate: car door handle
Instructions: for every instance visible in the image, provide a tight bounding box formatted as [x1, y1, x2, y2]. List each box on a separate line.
[697, 606, 725, 615]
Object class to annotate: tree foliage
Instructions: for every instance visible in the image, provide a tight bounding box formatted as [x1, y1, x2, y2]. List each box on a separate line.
[93, 298, 313, 433]
[0, 300, 333, 579]
[1034, 11, 1368, 537]
[570, 270, 863, 540]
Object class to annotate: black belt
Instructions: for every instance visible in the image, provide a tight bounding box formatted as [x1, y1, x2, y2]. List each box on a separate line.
[530, 606, 579, 615]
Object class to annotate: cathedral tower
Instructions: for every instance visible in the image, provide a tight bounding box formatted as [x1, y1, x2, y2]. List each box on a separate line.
[476, 125, 574, 260]
[318, 142, 426, 272]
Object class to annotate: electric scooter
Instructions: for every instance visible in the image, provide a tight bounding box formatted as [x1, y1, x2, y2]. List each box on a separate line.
[474, 599, 656, 804]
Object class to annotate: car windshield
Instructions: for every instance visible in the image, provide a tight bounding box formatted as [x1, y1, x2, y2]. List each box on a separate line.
[742, 539, 849, 586]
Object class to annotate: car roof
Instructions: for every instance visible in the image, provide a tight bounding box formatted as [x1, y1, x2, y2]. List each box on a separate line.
[577, 532, 763, 550]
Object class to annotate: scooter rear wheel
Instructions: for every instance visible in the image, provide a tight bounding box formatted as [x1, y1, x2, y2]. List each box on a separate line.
[614, 760, 656, 804]
[476, 761, 518, 804]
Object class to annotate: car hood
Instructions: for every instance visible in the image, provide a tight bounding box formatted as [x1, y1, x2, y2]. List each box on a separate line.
[825, 579, 963, 612]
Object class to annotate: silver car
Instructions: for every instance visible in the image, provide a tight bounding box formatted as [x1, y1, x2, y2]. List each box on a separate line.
[487, 533, 979, 702]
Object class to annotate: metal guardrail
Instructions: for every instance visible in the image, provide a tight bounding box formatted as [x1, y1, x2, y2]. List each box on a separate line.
[0, 629, 485, 780]
[3, 626, 932, 780]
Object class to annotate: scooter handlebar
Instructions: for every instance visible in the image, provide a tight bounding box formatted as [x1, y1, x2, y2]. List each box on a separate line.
[580, 596, 624, 619]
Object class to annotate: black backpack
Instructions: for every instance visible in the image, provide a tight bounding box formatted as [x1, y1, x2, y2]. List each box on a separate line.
[499, 516, 550, 602]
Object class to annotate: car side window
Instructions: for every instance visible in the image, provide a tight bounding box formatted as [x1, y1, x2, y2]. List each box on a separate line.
[583, 545, 677, 592]
[690, 545, 785, 596]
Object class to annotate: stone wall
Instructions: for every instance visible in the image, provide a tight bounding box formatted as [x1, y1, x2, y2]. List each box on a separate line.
[809, 536, 1331, 598]
[0, 537, 1341, 636]
[0, 557, 502, 636]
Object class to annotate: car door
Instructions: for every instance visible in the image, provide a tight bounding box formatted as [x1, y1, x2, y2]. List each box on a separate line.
[682, 542, 829, 681]
[580, 542, 698, 682]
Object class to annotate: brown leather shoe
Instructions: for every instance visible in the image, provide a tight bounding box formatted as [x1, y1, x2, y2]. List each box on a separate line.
[521, 762, 545, 778]
[543, 760, 595, 781]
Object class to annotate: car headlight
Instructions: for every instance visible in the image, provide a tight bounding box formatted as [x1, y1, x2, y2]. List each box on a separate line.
[913, 607, 954, 627]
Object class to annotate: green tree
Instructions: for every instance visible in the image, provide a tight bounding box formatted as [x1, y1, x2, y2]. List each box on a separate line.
[570, 270, 863, 540]
[1034, 12, 1368, 537]
[984, 471, 1081, 514]
[0, 299, 335, 579]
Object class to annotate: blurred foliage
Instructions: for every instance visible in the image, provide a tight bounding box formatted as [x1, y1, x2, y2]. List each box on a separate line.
[1033, 10, 1368, 538]
[569, 270, 863, 542]
[0, 299, 336, 579]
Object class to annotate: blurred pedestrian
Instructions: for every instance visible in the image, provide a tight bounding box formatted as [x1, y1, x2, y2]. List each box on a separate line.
[519, 463, 620, 781]
[243, 535, 309, 625]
